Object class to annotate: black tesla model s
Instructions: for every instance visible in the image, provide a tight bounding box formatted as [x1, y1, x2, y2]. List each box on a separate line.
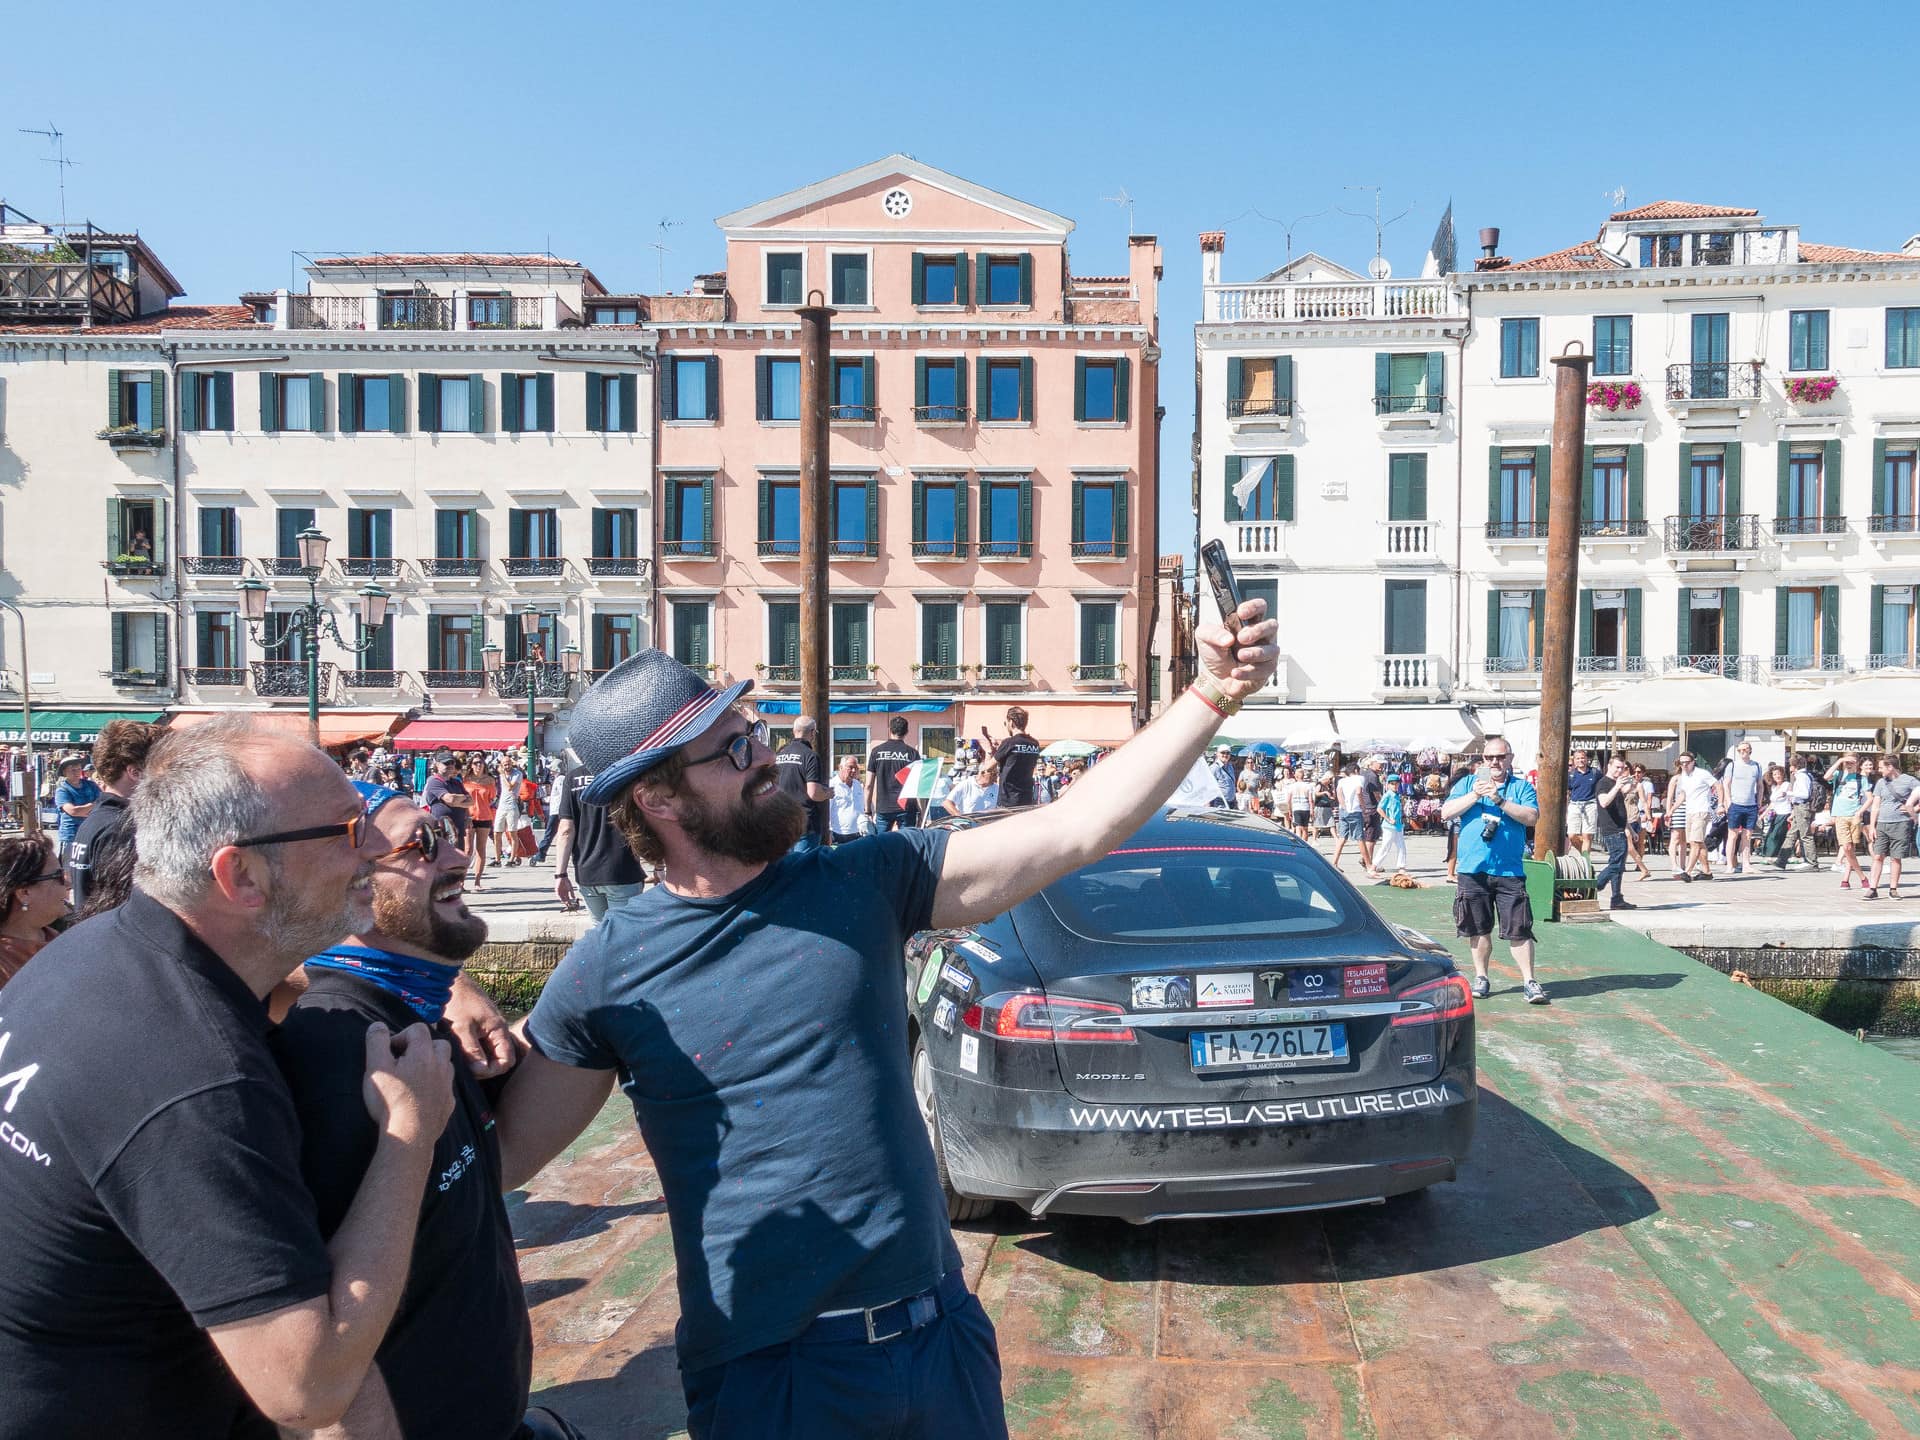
[906, 806, 1476, 1224]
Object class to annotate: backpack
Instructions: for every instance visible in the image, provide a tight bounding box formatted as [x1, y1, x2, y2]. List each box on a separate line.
[1806, 772, 1831, 812]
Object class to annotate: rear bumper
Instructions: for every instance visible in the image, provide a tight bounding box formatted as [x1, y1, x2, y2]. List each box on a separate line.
[937, 1066, 1476, 1223]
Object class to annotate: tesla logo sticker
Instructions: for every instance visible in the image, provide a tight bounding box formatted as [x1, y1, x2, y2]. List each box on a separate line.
[1132, 976, 1194, 1010]
[1257, 971, 1286, 1003]
[1344, 963, 1390, 998]
[1196, 973, 1255, 1007]
[959, 1035, 980, 1074]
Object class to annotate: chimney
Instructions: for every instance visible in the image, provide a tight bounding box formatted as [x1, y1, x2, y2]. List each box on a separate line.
[1199, 230, 1225, 287]
[1479, 227, 1501, 260]
[694, 271, 727, 295]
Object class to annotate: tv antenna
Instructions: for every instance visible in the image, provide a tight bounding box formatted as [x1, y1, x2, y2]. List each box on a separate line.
[1337, 184, 1414, 279]
[19, 122, 78, 230]
[1103, 187, 1136, 236]
[1604, 185, 1628, 211]
[649, 217, 681, 292]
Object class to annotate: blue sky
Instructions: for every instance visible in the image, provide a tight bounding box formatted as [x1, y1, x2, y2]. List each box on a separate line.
[8, 1, 1916, 554]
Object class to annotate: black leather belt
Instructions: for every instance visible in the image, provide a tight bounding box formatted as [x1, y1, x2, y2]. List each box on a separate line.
[798, 1269, 969, 1346]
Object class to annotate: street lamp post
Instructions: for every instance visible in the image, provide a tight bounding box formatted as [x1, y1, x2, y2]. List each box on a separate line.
[238, 529, 390, 744]
[486, 606, 580, 768]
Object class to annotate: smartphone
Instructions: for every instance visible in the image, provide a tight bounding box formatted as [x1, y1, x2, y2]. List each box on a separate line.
[1199, 538, 1245, 636]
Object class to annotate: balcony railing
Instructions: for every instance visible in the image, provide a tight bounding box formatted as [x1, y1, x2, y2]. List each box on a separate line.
[1868, 652, 1920, 670]
[1485, 519, 1547, 541]
[1377, 654, 1443, 692]
[422, 668, 485, 689]
[1772, 515, 1847, 537]
[1379, 521, 1436, 558]
[830, 538, 879, 559]
[977, 540, 1031, 560]
[1665, 361, 1763, 402]
[341, 669, 403, 689]
[340, 556, 400, 578]
[829, 404, 876, 423]
[1664, 515, 1760, 553]
[1374, 393, 1444, 416]
[1203, 279, 1462, 324]
[1232, 521, 1286, 557]
[916, 664, 964, 684]
[1070, 539, 1124, 559]
[1771, 654, 1850, 675]
[913, 404, 969, 423]
[466, 296, 546, 330]
[1483, 657, 1542, 679]
[761, 664, 799, 685]
[829, 664, 873, 683]
[587, 556, 650, 577]
[1580, 518, 1649, 539]
[979, 663, 1028, 683]
[183, 555, 247, 576]
[0, 258, 138, 325]
[757, 539, 800, 559]
[1575, 655, 1650, 676]
[182, 666, 246, 686]
[264, 555, 319, 577]
[251, 660, 336, 698]
[1665, 654, 1759, 682]
[1228, 396, 1294, 419]
[911, 540, 969, 560]
[659, 539, 715, 558]
[419, 557, 484, 577]
[97, 426, 166, 449]
[1071, 663, 1124, 683]
[1868, 513, 1920, 535]
[286, 294, 367, 330]
[108, 669, 165, 687]
[489, 663, 572, 699]
[377, 294, 453, 330]
[504, 556, 564, 578]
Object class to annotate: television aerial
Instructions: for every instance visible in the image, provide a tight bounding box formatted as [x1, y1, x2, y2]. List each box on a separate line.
[1339, 184, 1414, 279]
[18, 121, 78, 230]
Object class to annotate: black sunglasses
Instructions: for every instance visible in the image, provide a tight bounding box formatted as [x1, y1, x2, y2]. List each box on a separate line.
[681, 720, 770, 773]
[382, 816, 468, 863]
[30, 869, 66, 886]
[232, 814, 369, 851]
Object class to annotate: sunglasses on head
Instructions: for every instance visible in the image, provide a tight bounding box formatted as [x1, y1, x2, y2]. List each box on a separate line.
[381, 816, 469, 863]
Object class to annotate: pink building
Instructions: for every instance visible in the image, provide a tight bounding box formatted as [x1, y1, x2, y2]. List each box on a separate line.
[650, 155, 1163, 763]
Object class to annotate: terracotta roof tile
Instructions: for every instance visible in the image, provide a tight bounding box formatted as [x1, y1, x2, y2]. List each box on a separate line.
[0, 305, 265, 335]
[1609, 201, 1758, 222]
[1500, 241, 1623, 273]
[1798, 241, 1910, 263]
[313, 253, 582, 269]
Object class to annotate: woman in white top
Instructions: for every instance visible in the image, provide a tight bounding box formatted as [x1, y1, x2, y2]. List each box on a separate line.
[1763, 764, 1793, 859]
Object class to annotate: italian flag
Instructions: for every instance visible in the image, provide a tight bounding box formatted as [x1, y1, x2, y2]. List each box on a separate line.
[897, 758, 948, 802]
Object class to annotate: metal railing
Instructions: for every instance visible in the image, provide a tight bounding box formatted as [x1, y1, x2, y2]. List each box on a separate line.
[183, 555, 247, 576]
[911, 539, 969, 559]
[1868, 513, 1920, 534]
[1579, 518, 1649, 538]
[182, 666, 246, 686]
[504, 557, 564, 578]
[829, 664, 873, 683]
[1772, 515, 1847, 537]
[1664, 515, 1760, 552]
[419, 557, 484, 577]
[659, 539, 715, 557]
[265, 556, 318, 577]
[1665, 361, 1763, 401]
[466, 296, 545, 329]
[1868, 652, 1919, 670]
[831, 537, 879, 558]
[1483, 657, 1542, 677]
[916, 664, 964, 684]
[587, 556, 649, 577]
[286, 294, 367, 330]
[1485, 519, 1547, 541]
[977, 539, 1030, 559]
[1374, 393, 1444, 416]
[1203, 279, 1462, 324]
[489, 663, 572, 699]
[756, 539, 801, 558]
[1072, 663, 1123, 682]
[761, 664, 799, 684]
[378, 294, 453, 330]
[979, 663, 1027, 682]
[1071, 539, 1124, 559]
[1377, 654, 1442, 691]
[912, 404, 969, 423]
[108, 669, 165, 686]
[341, 669, 403, 688]
[1228, 396, 1293, 419]
[251, 660, 336, 697]
[422, 668, 485, 689]
[1770, 654, 1850, 675]
[340, 556, 400, 577]
[1665, 654, 1759, 682]
[830, 404, 877, 422]
[1575, 655, 1650, 675]
[1380, 520, 1435, 557]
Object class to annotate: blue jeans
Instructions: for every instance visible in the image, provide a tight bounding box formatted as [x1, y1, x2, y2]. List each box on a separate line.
[1595, 830, 1628, 903]
[875, 811, 909, 833]
[579, 881, 642, 920]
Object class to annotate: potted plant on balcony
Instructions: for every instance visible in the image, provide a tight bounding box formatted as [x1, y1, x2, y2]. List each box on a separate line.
[1784, 375, 1839, 404]
[105, 553, 160, 576]
[1586, 380, 1644, 414]
[95, 423, 167, 449]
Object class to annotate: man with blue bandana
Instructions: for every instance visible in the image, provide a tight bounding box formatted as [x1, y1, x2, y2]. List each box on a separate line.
[271, 783, 583, 1440]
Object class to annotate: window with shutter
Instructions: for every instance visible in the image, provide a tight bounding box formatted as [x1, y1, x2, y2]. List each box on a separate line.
[617, 374, 637, 433]
[502, 375, 523, 433]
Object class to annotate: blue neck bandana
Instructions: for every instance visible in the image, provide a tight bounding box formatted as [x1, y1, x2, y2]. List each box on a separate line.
[304, 944, 457, 1023]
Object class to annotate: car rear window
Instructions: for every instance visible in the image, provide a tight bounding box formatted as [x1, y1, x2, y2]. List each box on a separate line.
[1035, 845, 1361, 943]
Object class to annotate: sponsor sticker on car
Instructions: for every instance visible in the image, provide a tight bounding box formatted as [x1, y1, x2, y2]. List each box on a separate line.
[1066, 1083, 1458, 1132]
[932, 996, 958, 1035]
[915, 946, 947, 1007]
[1130, 975, 1194, 1010]
[1343, 962, 1390, 998]
[939, 963, 974, 997]
[1283, 969, 1339, 1003]
[1196, 972, 1255, 1007]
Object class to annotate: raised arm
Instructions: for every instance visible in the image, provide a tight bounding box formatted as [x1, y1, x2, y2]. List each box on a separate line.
[931, 600, 1278, 930]
[495, 1048, 617, 1192]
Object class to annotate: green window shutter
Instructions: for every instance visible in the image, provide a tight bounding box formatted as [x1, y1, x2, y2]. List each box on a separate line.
[1532, 444, 1551, 526]
[309, 373, 327, 432]
[756, 475, 770, 542]
[103, 496, 118, 560]
[1411, 454, 1428, 520]
[1487, 447, 1502, 523]
[911, 253, 926, 306]
[911, 479, 925, 543]
[1225, 454, 1242, 521]
[468, 373, 485, 432]
[954, 253, 969, 306]
[111, 614, 126, 675]
[1114, 480, 1129, 558]
[1276, 355, 1294, 407]
[974, 358, 989, 418]
[340, 375, 359, 432]
[1821, 585, 1839, 658]
[656, 358, 674, 419]
[1873, 438, 1889, 513]
[914, 357, 928, 411]
[955, 477, 970, 550]
[865, 476, 878, 555]
[1531, 590, 1546, 660]
[510, 509, 530, 556]
[1776, 440, 1791, 518]
[1425, 351, 1445, 406]
[1018, 357, 1033, 421]
[502, 374, 523, 432]
[1824, 439, 1842, 517]
[418, 374, 438, 433]
[180, 373, 199, 431]
[1226, 357, 1243, 405]
[214, 371, 233, 431]
[387, 375, 407, 433]
[474, 608, 487, 657]
[585, 372, 604, 431]
[1627, 444, 1645, 523]
[1725, 442, 1743, 515]
[701, 477, 715, 551]
[1071, 478, 1085, 544]
[1870, 584, 1886, 655]
[151, 497, 168, 566]
[1485, 588, 1500, 656]
[1775, 588, 1790, 658]
[1722, 587, 1741, 656]
[954, 356, 967, 413]
[703, 358, 719, 421]
[618, 374, 637, 432]
[107, 368, 123, 428]
[1373, 353, 1389, 404]
[754, 358, 771, 422]
[149, 371, 166, 432]
[259, 372, 278, 432]
[860, 357, 875, 414]
[1275, 455, 1296, 521]
[1018, 476, 1033, 556]
[1017, 253, 1032, 306]
[1578, 590, 1594, 656]
[1579, 445, 1594, 518]
[592, 508, 610, 556]
[1677, 590, 1693, 658]
[1073, 357, 1087, 422]
[1678, 442, 1694, 520]
[152, 613, 169, 680]
[974, 253, 990, 302]
[427, 613, 443, 663]
[1626, 589, 1642, 658]
[1115, 357, 1131, 423]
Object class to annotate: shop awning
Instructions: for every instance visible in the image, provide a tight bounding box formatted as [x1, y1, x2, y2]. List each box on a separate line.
[1219, 704, 1479, 753]
[167, 709, 408, 749]
[959, 700, 1136, 747]
[0, 709, 165, 745]
[390, 719, 538, 752]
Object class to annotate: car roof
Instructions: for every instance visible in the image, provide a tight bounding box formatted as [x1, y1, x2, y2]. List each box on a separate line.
[935, 804, 1310, 854]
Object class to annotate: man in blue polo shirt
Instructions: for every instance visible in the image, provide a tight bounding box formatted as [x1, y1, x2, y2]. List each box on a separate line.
[1441, 737, 1547, 1004]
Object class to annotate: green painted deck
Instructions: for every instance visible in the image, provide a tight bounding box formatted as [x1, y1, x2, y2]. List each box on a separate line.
[509, 888, 1920, 1438]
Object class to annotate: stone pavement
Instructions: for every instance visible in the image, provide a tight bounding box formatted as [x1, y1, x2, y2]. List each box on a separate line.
[506, 879, 1920, 1439]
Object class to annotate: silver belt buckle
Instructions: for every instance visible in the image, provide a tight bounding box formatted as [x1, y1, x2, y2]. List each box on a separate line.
[863, 1302, 907, 1345]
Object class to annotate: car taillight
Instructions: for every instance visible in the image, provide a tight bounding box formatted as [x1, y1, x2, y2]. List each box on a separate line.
[968, 992, 1135, 1043]
[1391, 974, 1473, 1025]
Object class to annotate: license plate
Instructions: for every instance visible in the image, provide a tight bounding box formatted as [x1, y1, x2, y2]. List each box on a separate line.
[1190, 1023, 1348, 1072]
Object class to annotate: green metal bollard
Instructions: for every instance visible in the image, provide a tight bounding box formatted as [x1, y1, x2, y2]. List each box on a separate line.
[1523, 852, 1558, 924]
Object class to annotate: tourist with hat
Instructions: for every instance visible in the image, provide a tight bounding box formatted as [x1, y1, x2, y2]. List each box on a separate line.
[51, 753, 99, 864]
[490, 599, 1279, 1439]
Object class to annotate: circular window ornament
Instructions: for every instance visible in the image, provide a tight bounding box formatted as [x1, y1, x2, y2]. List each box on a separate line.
[882, 188, 913, 219]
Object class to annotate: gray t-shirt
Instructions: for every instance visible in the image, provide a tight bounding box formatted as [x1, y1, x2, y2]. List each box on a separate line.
[1873, 773, 1919, 828]
[525, 829, 957, 1370]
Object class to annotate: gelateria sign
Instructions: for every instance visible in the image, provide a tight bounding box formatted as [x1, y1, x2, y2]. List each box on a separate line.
[0, 710, 165, 745]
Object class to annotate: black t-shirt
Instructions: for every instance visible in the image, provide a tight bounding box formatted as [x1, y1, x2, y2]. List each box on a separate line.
[867, 740, 920, 816]
[556, 764, 646, 887]
[0, 892, 332, 1439]
[272, 972, 531, 1440]
[994, 735, 1042, 806]
[773, 739, 828, 841]
[1596, 777, 1629, 837]
[1362, 770, 1384, 816]
[423, 772, 468, 829]
[66, 791, 131, 911]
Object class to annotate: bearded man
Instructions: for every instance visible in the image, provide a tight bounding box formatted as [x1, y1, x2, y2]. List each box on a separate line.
[271, 783, 581, 1440]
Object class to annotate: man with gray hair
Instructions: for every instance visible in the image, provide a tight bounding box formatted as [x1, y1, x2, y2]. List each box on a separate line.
[0, 715, 456, 1438]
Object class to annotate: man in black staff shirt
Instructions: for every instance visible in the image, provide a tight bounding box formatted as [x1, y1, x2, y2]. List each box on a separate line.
[993, 706, 1042, 807]
[553, 760, 648, 919]
[274, 784, 581, 1440]
[1593, 756, 1636, 912]
[65, 716, 159, 910]
[0, 716, 455, 1438]
[866, 715, 920, 832]
[773, 713, 831, 847]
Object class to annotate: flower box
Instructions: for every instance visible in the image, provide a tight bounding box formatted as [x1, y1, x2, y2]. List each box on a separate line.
[1785, 375, 1839, 404]
[1586, 380, 1644, 414]
[96, 425, 167, 450]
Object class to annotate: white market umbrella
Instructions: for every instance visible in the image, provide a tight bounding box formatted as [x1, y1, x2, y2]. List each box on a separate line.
[1041, 739, 1103, 759]
[1570, 671, 1836, 730]
[1819, 674, 1920, 726]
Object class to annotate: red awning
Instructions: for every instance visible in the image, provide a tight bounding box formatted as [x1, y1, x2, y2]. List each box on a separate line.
[166, 709, 407, 749]
[390, 719, 538, 752]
